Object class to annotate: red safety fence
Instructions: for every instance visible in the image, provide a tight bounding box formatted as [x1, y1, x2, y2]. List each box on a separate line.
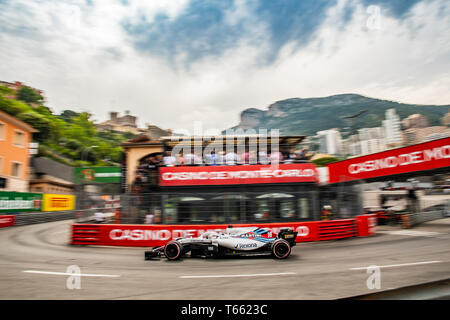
[0, 215, 15, 228]
[71, 215, 376, 247]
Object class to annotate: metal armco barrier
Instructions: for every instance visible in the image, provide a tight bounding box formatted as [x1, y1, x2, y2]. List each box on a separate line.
[402, 210, 445, 229]
[71, 215, 376, 247]
[0, 210, 95, 228]
[14, 211, 77, 226]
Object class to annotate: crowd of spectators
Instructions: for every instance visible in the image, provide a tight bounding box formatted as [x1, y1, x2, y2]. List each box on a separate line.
[133, 149, 311, 187]
[161, 148, 311, 167]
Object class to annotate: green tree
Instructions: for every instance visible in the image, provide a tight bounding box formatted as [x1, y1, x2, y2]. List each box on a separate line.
[58, 110, 79, 123]
[0, 85, 14, 96]
[312, 156, 341, 167]
[1, 88, 130, 167]
[16, 112, 52, 141]
[0, 95, 32, 116]
[17, 86, 44, 104]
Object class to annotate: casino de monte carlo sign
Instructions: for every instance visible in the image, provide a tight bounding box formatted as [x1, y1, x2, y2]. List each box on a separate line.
[327, 137, 450, 184]
[74, 167, 122, 184]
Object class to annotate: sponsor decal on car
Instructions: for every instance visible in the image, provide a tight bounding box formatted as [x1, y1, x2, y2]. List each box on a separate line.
[234, 243, 258, 249]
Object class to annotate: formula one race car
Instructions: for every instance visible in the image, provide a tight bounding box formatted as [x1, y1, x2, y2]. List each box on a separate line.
[144, 226, 298, 260]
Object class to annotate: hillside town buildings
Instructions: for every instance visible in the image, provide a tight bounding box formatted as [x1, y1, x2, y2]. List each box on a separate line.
[96, 111, 172, 139]
[319, 108, 450, 158]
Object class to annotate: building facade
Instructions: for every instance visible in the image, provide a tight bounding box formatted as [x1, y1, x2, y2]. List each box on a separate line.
[403, 126, 450, 145]
[96, 111, 172, 139]
[29, 157, 75, 194]
[317, 129, 342, 155]
[402, 114, 429, 129]
[0, 80, 44, 103]
[442, 110, 450, 127]
[0, 110, 38, 192]
[382, 108, 403, 147]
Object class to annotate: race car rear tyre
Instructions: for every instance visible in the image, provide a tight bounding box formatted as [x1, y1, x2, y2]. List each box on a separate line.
[164, 241, 182, 260]
[271, 239, 291, 259]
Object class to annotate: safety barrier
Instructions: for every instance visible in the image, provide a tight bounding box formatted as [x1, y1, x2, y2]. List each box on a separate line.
[71, 215, 376, 246]
[0, 215, 15, 228]
[317, 219, 357, 240]
[402, 210, 446, 229]
[71, 224, 101, 245]
[0, 210, 96, 228]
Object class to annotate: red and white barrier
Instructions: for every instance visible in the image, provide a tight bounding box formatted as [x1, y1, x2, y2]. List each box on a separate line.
[0, 215, 15, 228]
[71, 215, 376, 247]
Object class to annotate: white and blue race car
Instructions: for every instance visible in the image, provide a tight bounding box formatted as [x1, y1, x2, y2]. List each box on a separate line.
[144, 226, 297, 260]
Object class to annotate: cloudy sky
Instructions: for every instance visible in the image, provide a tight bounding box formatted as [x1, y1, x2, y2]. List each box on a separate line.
[0, 0, 449, 134]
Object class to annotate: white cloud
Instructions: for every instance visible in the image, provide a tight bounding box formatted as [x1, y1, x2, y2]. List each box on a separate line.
[0, 0, 449, 134]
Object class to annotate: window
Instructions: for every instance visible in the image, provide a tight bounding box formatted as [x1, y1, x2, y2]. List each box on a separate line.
[0, 122, 5, 140]
[280, 201, 295, 218]
[14, 130, 25, 147]
[0, 157, 3, 173]
[0, 177, 6, 189]
[298, 198, 310, 219]
[12, 162, 22, 177]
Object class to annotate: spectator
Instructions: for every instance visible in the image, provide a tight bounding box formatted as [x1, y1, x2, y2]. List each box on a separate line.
[145, 156, 161, 186]
[258, 150, 269, 164]
[177, 151, 186, 166]
[218, 151, 225, 165]
[132, 173, 144, 194]
[282, 149, 294, 163]
[137, 162, 148, 181]
[145, 213, 154, 224]
[155, 154, 164, 165]
[240, 150, 250, 165]
[94, 210, 105, 223]
[225, 150, 238, 165]
[288, 151, 297, 163]
[193, 153, 203, 165]
[321, 205, 333, 221]
[146, 156, 158, 170]
[184, 151, 196, 165]
[163, 151, 176, 167]
[295, 148, 309, 161]
[281, 149, 291, 161]
[249, 150, 258, 165]
[205, 150, 220, 166]
[270, 150, 283, 164]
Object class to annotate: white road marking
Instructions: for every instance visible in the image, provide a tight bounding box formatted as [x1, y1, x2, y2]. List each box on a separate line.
[349, 260, 442, 271]
[179, 272, 296, 279]
[23, 270, 120, 277]
[377, 230, 446, 237]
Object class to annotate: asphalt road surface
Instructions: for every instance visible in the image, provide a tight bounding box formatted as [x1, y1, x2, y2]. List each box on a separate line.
[0, 219, 449, 299]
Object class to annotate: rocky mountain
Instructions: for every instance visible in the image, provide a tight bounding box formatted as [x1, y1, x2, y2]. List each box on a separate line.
[228, 94, 450, 136]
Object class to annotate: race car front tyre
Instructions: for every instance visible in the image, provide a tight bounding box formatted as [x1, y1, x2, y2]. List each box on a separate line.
[164, 241, 182, 260]
[271, 239, 291, 259]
